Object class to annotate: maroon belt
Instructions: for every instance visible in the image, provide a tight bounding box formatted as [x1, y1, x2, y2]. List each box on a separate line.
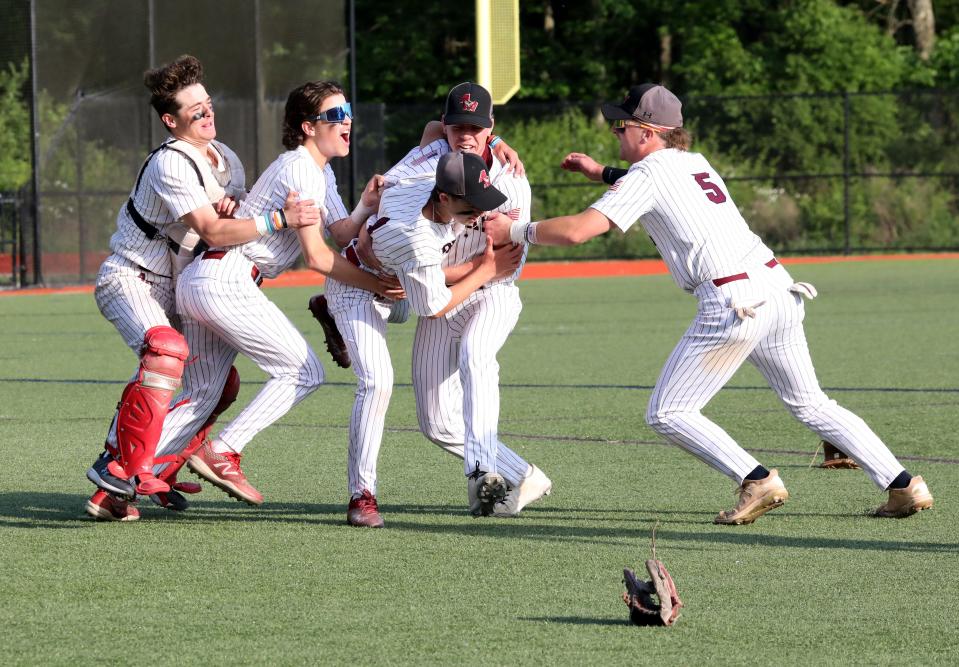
[711, 258, 779, 287]
[202, 249, 263, 286]
[345, 245, 361, 267]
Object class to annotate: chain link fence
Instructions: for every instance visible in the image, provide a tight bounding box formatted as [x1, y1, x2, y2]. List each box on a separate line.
[4, 1, 959, 284]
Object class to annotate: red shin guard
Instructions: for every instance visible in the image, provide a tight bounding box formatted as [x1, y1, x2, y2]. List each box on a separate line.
[116, 326, 189, 495]
[154, 365, 241, 491]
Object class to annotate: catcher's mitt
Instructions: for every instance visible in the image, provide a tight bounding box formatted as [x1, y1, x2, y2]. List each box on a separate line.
[819, 441, 859, 469]
[308, 294, 351, 369]
[623, 559, 682, 627]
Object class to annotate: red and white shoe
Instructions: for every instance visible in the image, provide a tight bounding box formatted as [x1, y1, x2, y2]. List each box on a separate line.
[85, 490, 140, 522]
[347, 490, 385, 528]
[187, 440, 263, 506]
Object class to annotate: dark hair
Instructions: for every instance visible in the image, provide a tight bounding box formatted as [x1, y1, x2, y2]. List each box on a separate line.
[144, 55, 204, 118]
[282, 81, 345, 150]
[661, 127, 691, 151]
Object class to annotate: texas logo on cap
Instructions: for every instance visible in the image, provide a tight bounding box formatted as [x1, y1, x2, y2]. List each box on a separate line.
[478, 169, 492, 188]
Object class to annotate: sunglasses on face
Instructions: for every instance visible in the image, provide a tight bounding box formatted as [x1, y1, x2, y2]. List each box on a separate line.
[307, 103, 353, 124]
[611, 119, 645, 134]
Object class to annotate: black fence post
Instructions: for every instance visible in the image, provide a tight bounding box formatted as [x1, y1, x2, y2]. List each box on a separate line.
[28, 0, 42, 285]
[842, 90, 851, 255]
[348, 0, 357, 208]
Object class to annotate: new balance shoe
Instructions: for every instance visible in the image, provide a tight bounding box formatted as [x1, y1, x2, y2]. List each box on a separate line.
[874, 476, 933, 518]
[492, 465, 553, 517]
[714, 469, 789, 525]
[85, 490, 139, 522]
[347, 490, 385, 528]
[86, 451, 135, 498]
[819, 441, 859, 469]
[187, 440, 263, 506]
[467, 468, 508, 517]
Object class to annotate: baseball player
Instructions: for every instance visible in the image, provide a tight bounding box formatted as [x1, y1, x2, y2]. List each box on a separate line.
[322, 83, 550, 527]
[84, 55, 321, 521]
[486, 83, 933, 524]
[144, 81, 400, 509]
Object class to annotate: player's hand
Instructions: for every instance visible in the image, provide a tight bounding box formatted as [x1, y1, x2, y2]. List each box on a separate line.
[360, 174, 386, 212]
[374, 275, 405, 300]
[355, 222, 383, 270]
[492, 240, 524, 278]
[493, 139, 526, 178]
[283, 191, 321, 228]
[481, 211, 513, 247]
[477, 235, 498, 279]
[214, 196, 238, 218]
[561, 152, 604, 182]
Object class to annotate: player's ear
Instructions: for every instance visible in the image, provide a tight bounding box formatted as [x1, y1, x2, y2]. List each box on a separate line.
[302, 120, 316, 138]
[161, 113, 176, 130]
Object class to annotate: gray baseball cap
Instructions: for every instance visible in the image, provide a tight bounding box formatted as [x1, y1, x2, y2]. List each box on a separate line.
[601, 84, 683, 128]
[436, 151, 507, 212]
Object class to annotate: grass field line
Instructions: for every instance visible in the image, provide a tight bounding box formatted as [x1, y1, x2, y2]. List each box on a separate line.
[2, 376, 957, 394]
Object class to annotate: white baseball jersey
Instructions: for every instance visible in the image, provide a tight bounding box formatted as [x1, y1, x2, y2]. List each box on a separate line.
[591, 148, 771, 292]
[153, 147, 350, 461]
[107, 139, 240, 278]
[231, 145, 347, 278]
[591, 147, 906, 490]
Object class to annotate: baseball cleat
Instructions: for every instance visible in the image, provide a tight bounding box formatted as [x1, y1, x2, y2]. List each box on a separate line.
[874, 476, 933, 518]
[819, 441, 859, 469]
[187, 440, 263, 506]
[467, 469, 508, 517]
[714, 469, 789, 525]
[85, 490, 140, 522]
[308, 294, 351, 368]
[347, 490, 385, 528]
[492, 465, 553, 517]
[149, 489, 190, 512]
[86, 451, 135, 498]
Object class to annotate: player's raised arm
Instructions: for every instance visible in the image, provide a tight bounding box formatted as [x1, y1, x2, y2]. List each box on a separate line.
[326, 174, 386, 248]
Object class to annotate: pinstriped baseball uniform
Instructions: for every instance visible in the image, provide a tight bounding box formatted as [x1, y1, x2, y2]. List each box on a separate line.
[154, 146, 342, 462]
[94, 140, 244, 454]
[591, 148, 906, 489]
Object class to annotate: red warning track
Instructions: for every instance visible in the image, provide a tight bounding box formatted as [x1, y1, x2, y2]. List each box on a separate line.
[3, 253, 958, 297]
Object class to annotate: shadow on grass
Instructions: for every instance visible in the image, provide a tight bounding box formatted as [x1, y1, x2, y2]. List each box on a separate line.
[519, 616, 628, 626]
[0, 492, 952, 556]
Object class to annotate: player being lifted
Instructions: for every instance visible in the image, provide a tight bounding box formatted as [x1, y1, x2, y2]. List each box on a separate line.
[485, 83, 933, 524]
[319, 83, 551, 526]
[84, 55, 321, 521]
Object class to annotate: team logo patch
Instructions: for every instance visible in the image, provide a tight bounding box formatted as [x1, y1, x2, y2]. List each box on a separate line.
[478, 170, 492, 188]
[460, 94, 479, 112]
[609, 178, 624, 192]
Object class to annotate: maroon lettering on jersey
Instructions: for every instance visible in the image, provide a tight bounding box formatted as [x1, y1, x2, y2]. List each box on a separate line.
[368, 216, 390, 233]
[692, 172, 727, 204]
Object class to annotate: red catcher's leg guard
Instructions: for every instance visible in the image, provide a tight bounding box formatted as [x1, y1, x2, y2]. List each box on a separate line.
[155, 366, 241, 492]
[116, 326, 189, 495]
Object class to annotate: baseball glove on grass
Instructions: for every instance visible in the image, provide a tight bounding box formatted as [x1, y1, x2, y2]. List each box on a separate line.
[819, 441, 859, 469]
[623, 559, 683, 627]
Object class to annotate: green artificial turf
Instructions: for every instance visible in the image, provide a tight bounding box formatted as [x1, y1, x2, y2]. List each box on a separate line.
[1, 259, 957, 665]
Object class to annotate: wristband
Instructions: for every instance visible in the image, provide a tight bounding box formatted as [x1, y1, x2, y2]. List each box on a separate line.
[602, 165, 629, 185]
[525, 221, 539, 245]
[350, 201, 374, 227]
[254, 213, 274, 236]
[488, 135, 502, 149]
[275, 208, 288, 229]
[509, 221, 529, 245]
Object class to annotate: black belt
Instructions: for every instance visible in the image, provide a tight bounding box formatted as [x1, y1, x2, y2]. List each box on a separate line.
[202, 250, 263, 286]
[712, 258, 780, 287]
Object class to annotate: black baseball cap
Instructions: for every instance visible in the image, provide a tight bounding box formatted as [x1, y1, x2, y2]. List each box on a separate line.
[443, 82, 494, 128]
[601, 84, 683, 129]
[436, 151, 507, 212]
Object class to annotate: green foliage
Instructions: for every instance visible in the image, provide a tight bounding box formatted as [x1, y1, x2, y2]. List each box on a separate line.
[0, 58, 30, 191]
